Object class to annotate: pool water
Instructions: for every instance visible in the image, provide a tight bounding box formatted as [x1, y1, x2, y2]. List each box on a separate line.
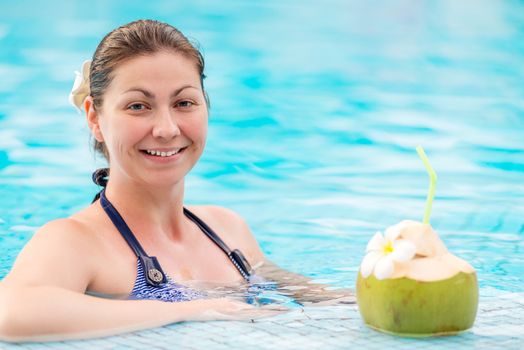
[0, 0, 523, 348]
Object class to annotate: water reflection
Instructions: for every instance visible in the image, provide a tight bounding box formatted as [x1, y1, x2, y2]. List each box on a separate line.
[203, 260, 355, 308]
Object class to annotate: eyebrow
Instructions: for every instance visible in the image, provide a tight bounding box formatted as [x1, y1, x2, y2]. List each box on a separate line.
[123, 85, 198, 98]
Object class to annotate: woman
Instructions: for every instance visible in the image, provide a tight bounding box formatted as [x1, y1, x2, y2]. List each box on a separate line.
[0, 19, 352, 342]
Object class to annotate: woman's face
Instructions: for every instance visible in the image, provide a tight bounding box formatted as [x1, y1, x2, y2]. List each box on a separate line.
[91, 51, 208, 187]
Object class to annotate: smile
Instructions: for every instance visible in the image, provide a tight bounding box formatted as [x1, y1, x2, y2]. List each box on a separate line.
[142, 147, 186, 157]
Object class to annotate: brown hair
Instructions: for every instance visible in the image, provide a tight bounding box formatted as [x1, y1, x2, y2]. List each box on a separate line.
[89, 19, 207, 159]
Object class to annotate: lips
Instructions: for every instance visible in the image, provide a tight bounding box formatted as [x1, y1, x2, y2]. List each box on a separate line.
[140, 147, 188, 158]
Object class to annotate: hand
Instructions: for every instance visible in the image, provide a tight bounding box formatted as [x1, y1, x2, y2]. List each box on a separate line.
[301, 295, 357, 307]
[191, 298, 288, 321]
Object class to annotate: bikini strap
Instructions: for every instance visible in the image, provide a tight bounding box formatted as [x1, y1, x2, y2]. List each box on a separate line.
[93, 168, 252, 283]
[99, 189, 167, 287]
[183, 208, 253, 281]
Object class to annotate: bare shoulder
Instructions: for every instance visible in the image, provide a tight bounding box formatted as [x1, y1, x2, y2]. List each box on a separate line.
[2, 216, 96, 292]
[187, 205, 265, 267]
[188, 205, 247, 231]
[187, 205, 253, 241]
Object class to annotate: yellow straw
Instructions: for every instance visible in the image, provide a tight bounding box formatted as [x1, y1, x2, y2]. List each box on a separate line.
[416, 146, 437, 224]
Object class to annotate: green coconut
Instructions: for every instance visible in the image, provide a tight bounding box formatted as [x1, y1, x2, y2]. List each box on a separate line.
[356, 271, 478, 337]
[356, 148, 479, 336]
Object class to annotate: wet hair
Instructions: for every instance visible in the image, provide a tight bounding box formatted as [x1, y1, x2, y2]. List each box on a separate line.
[89, 19, 207, 160]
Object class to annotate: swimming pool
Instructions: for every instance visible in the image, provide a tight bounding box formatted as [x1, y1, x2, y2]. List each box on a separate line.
[1, 0, 523, 348]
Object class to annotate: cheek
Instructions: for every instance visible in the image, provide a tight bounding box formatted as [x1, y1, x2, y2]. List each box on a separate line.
[123, 121, 149, 143]
[197, 122, 208, 142]
[101, 117, 147, 153]
[184, 114, 208, 143]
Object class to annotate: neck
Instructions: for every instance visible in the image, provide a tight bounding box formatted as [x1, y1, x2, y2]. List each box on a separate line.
[102, 170, 189, 243]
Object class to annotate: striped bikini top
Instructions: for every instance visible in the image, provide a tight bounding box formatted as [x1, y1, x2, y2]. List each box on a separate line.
[97, 188, 256, 303]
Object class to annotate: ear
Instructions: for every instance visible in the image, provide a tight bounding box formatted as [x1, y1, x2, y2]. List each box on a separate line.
[84, 96, 104, 142]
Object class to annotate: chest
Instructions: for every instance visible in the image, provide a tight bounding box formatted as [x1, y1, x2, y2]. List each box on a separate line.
[85, 224, 243, 297]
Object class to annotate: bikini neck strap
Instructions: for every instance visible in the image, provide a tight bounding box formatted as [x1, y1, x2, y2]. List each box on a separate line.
[98, 187, 168, 287]
[90, 168, 252, 282]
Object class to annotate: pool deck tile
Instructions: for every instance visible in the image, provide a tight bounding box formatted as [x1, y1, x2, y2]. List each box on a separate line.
[1, 290, 523, 350]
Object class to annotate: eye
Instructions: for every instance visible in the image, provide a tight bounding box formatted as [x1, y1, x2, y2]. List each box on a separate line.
[176, 100, 195, 108]
[127, 103, 148, 111]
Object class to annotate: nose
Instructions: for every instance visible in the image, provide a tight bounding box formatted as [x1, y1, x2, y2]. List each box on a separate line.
[152, 108, 181, 140]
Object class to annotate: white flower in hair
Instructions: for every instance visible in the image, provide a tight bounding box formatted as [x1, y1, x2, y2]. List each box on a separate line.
[68, 60, 91, 112]
[360, 224, 416, 280]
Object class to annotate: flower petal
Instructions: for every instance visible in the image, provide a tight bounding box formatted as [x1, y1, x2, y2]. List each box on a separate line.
[360, 251, 383, 278]
[71, 71, 83, 91]
[374, 256, 394, 280]
[385, 223, 403, 241]
[366, 231, 385, 252]
[69, 60, 92, 112]
[80, 60, 91, 76]
[390, 239, 416, 262]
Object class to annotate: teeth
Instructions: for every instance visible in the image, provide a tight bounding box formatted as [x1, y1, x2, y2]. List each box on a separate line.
[145, 149, 181, 157]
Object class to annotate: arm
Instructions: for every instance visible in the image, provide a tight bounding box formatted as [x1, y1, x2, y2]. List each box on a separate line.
[0, 283, 248, 342]
[203, 207, 355, 306]
[256, 259, 356, 306]
[0, 219, 253, 342]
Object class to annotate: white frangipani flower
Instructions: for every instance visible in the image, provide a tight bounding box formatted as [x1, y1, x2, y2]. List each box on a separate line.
[360, 224, 416, 280]
[68, 60, 91, 112]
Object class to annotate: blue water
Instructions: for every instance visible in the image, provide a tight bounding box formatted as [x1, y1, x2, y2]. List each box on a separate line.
[0, 0, 523, 308]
